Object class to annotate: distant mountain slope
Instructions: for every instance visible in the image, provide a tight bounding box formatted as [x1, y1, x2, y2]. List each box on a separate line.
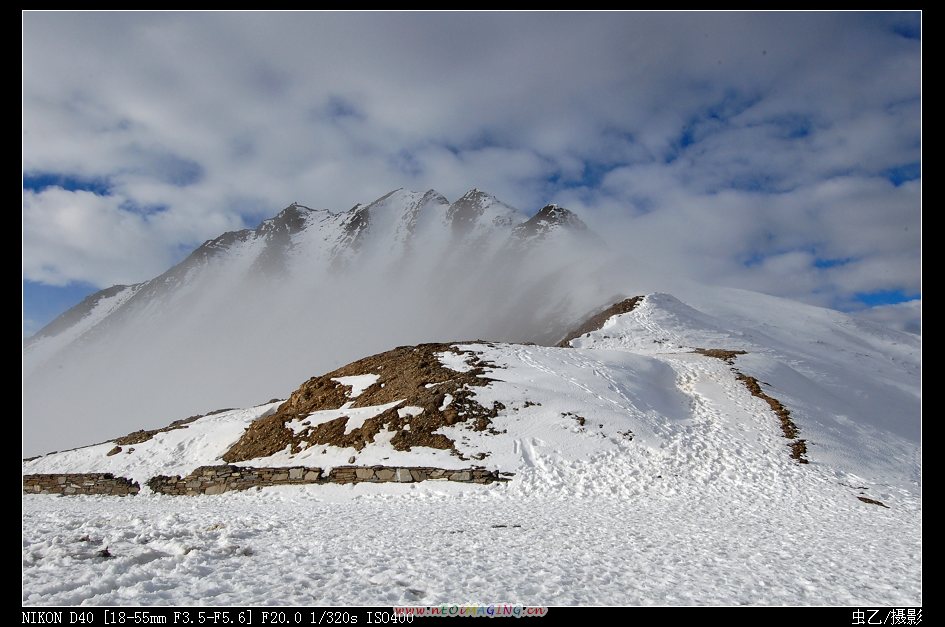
[23, 189, 606, 454]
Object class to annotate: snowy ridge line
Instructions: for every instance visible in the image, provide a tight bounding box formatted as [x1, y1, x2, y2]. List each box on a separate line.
[569, 291, 919, 489]
[556, 295, 645, 347]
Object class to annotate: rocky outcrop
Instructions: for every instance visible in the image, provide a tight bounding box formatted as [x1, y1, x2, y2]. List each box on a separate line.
[23, 473, 139, 496]
[221, 343, 506, 463]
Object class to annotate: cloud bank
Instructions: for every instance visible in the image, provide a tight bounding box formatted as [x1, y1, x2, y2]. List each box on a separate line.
[23, 11, 920, 314]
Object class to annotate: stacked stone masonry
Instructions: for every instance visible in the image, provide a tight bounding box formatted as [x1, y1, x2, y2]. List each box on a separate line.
[147, 465, 322, 495]
[146, 464, 508, 495]
[23, 473, 140, 496]
[22, 464, 509, 497]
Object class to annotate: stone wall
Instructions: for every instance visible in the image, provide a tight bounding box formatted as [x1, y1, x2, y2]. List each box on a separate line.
[147, 465, 322, 495]
[147, 464, 508, 495]
[23, 473, 140, 496]
[326, 465, 501, 484]
[24, 465, 509, 497]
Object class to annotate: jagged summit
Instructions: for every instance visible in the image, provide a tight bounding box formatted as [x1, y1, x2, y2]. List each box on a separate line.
[264, 203, 315, 229]
[532, 204, 586, 227]
[513, 203, 590, 240]
[446, 188, 525, 235]
[171, 190, 586, 264]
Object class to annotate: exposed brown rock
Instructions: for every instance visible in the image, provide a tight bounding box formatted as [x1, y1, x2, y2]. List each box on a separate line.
[789, 439, 809, 461]
[222, 343, 506, 463]
[557, 296, 645, 347]
[857, 496, 889, 508]
[562, 412, 586, 427]
[693, 348, 747, 364]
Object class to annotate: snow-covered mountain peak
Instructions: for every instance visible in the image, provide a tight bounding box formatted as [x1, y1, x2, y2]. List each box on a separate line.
[446, 188, 527, 235]
[459, 187, 490, 200]
[260, 203, 316, 231]
[513, 203, 589, 241]
[420, 188, 450, 206]
[332, 188, 453, 257]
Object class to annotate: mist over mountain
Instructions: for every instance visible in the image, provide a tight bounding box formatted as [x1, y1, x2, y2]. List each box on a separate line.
[24, 188, 631, 454]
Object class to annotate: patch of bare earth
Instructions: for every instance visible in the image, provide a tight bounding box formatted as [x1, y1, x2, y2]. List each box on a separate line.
[556, 296, 644, 347]
[692, 347, 747, 364]
[222, 343, 506, 463]
[857, 496, 889, 508]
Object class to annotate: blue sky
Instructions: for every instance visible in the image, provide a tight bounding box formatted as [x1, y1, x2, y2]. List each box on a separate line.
[23, 12, 921, 334]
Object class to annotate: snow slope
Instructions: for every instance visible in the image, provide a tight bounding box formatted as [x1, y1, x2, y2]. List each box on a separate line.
[23, 293, 921, 605]
[569, 292, 921, 488]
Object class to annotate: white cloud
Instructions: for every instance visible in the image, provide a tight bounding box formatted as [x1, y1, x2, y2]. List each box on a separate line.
[22, 11, 919, 311]
[23, 188, 174, 286]
[855, 300, 921, 334]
